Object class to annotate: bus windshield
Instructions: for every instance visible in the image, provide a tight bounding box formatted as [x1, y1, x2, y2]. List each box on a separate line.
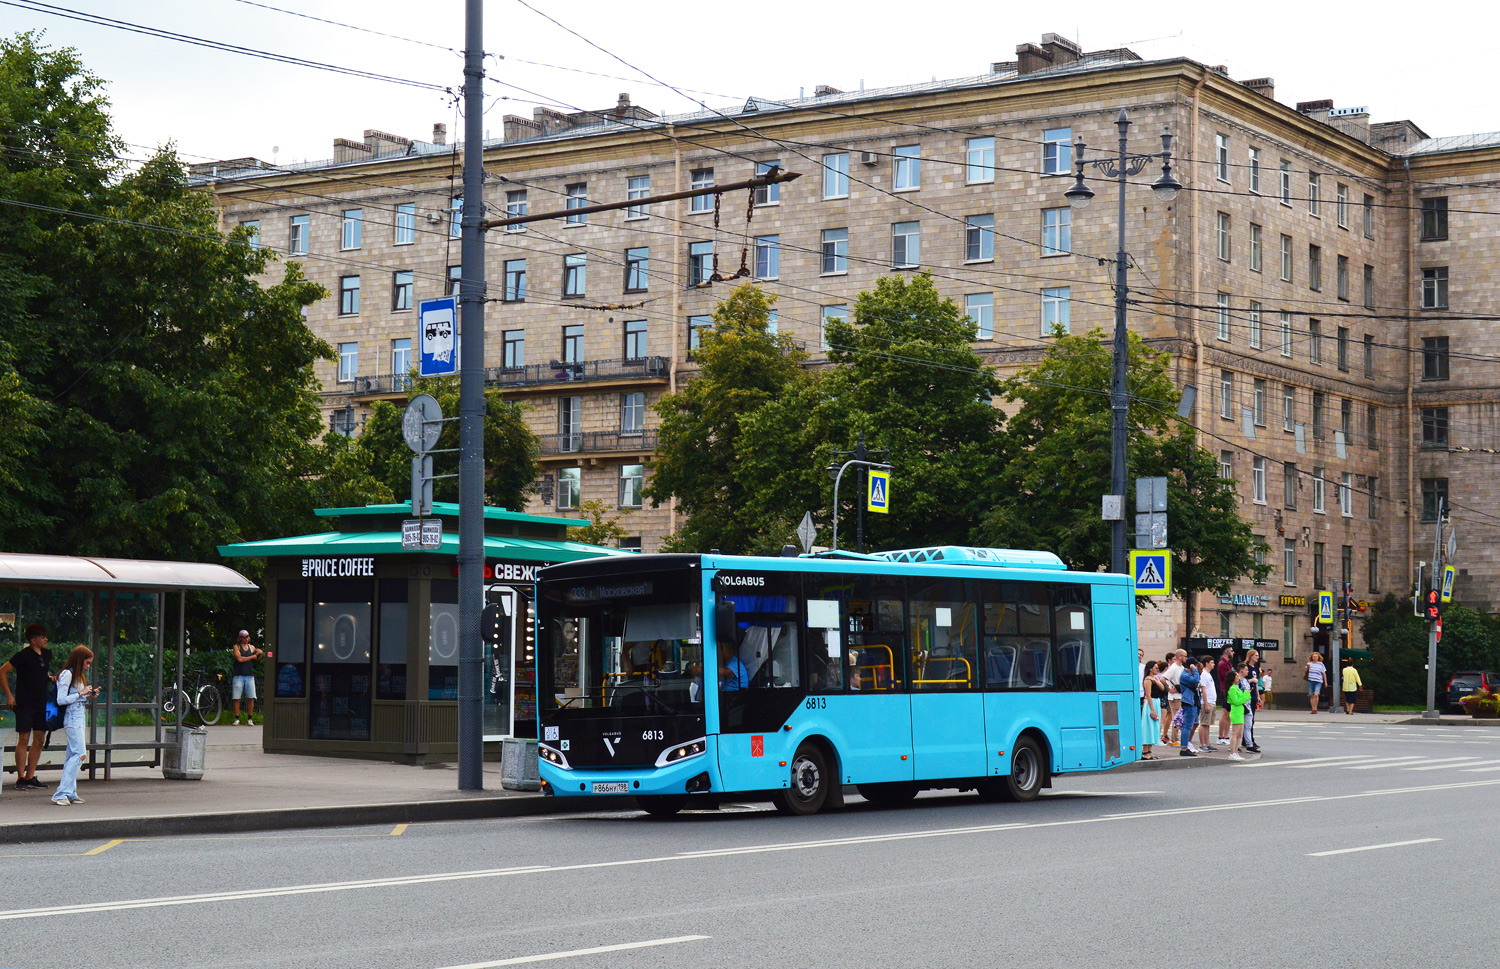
[538, 568, 704, 717]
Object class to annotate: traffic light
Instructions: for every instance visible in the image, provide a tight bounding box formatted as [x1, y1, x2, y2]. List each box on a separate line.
[1424, 588, 1443, 622]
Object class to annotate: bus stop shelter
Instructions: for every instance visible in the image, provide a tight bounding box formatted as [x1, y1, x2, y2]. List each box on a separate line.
[0, 553, 258, 779]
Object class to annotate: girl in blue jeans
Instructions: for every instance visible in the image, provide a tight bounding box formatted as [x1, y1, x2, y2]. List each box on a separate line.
[53, 646, 98, 805]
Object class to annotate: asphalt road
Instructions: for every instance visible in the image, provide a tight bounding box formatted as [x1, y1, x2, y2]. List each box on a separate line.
[5, 719, 1499, 969]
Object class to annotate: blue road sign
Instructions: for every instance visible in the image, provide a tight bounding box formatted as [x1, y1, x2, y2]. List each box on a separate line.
[1318, 591, 1334, 624]
[419, 297, 458, 376]
[867, 470, 890, 514]
[1442, 565, 1456, 602]
[1129, 550, 1171, 596]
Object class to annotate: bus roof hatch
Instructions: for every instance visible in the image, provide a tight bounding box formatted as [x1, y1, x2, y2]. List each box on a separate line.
[869, 546, 1067, 570]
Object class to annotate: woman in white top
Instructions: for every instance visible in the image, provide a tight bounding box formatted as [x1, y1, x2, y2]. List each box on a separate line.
[52, 646, 99, 805]
[1304, 651, 1328, 714]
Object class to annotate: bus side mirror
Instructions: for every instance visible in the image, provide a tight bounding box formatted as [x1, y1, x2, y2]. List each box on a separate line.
[715, 600, 737, 647]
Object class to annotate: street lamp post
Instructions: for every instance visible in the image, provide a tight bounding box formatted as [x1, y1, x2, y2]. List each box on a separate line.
[1063, 109, 1181, 575]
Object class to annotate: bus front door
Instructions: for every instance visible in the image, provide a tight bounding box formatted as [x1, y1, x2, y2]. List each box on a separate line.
[910, 693, 987, 780]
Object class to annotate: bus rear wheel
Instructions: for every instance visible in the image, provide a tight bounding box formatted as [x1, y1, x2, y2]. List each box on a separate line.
[999, 737, 1045, 802]
[857, 782, 919, 807]
[636, 795, 687, 818]
[772, 743, 829, 816]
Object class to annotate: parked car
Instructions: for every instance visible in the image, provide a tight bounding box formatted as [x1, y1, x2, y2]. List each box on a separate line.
[1446, 670, 1500, 711]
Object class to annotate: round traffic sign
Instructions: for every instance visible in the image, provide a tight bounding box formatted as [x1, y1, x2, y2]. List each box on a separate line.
[402, 394, 443, 453]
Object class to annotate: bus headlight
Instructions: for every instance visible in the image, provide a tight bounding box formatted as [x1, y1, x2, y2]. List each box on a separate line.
[655, 738, 706, 768]
[539, 744, 571, 769]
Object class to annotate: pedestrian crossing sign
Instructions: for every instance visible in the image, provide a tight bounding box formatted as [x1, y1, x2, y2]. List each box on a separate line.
[1442, 565, 1456, 602]
[1318, 591, 1334, 624]
[1129, 550, 1171, 596]
[867, 470, 890, 514]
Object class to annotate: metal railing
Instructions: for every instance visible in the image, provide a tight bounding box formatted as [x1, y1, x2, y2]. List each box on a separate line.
[539, 429, 658, 455]
[484, 356, 669, 388]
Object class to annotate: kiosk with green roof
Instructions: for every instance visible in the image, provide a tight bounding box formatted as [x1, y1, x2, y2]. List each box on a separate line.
[219, 503, 625, 761]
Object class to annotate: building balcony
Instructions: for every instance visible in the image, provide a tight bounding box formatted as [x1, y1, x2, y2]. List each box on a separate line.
[339, 356, 671, 402]
[539, 429, 659, 461]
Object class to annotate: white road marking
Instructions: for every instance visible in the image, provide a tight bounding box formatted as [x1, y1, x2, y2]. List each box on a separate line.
[1284, 756, 1393, 769]
[1404, 759, 1500, 771]
[1237, 755, 1376, 769]
[1308, 838, 1441, 857]
[1348, 756, 1474, 770]
[1340, 757, 1434, 770]
[7, 779, 1499, 922]
[434, 936, 710, 968]
[1461, 765, 1500, 772]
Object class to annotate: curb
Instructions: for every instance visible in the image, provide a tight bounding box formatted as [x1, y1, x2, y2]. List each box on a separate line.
[1398, 717, 1500, 727]
[0, 792, 586, 845]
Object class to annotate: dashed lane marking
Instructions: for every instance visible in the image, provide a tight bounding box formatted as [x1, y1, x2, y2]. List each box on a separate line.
[1309, 838, 1441, 857]
[434, 936, 712, 968]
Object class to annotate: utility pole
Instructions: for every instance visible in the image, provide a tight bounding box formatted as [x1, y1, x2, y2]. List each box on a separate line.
[456, 0, 486, 791]
[1423, 498, 1446, 719]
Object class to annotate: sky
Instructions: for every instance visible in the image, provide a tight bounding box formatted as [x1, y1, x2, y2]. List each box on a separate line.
[6, 0, 1497, 166]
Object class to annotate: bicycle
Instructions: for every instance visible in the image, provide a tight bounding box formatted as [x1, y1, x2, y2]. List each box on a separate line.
[162, 671, 223, 726]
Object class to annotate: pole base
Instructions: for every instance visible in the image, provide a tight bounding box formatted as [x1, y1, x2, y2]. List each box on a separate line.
[1421, 709, 1441, 719]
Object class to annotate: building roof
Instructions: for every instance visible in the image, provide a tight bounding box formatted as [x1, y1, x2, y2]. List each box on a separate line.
[1402, 131, 1500, 156]
[0, 553, 258, 592]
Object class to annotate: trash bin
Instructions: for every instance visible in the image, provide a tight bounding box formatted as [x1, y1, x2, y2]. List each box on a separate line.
[163, 725, 207, 780]
[500, 738, 540, 791]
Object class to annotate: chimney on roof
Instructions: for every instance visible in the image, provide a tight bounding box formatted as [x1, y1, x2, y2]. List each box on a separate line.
[433, 122, 447, 145]
[1242, 77, 1275, 101]
[1041, 33, 1081, 66]
[363, 129, 413, 157]
[990, 59, 1018, 74]
[1017, 33, 1081, 74]
[1297, 99, 1334, 117]
[614, 93, 631, 118]
[1209, 64, 1230, 76]
[814, 84, 842, 97]
[333, 137, 374, 164]
[1327, 106, 1371, 143]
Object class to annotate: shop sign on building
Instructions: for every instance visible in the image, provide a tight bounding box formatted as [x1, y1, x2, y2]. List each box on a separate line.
[1217, 593, 1271, 608]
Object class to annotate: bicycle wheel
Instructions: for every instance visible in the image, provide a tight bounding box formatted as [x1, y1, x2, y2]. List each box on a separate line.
[196, 685, 222, 725]
[162, 688, 190, 721]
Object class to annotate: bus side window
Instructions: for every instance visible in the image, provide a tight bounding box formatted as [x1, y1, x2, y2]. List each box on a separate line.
[981, 580, 1052, 690]
[907, 577, 977, 691]
[805, 595, 844, 693]
[1053, 584, 1095, 691]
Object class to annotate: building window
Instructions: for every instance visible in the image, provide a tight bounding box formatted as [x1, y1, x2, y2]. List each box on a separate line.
[688, 241, 714, 287]
[563, 254, 586, 297]
[1308, 173, 1321, 216]
[1280, 312, 1293, 357]
[622, 392, 645, 433]
[619, 464, 645, 508]
[1252, 456, 1266, 504]
[1423, 336, 1450, 380]
[1312, 391, 1325, 439]
[450, 196, 462, 238]
[1337, 325, 1350, 371]
[755, 161, 782, 205]
[1279, 160, 1292, 205]
[1220, 612, 1233, 638]
[966, 293, 993, 340]
[1248, 301, 1262, 349]
[1340, 474, 1354, 517]
[564, 183, 588, 224]
[1313, 543, 1325, 588]
[1042, 287, 1071, 334]
[820, 304, 847, 352]
[1249, 224, 1262, 271]
[1216, 212, 1231, 260]
[391, 338, 411, 381]
[966, 136, 995, 183]
[894, 145, 921, 190]
[1309, 320, 1322, 365]
[1284, 539, 1297, 586]
[1282, 613, 1297, 660]
[1336, 183, 1348, 228]
[1421, 477, 1448, 521]
[754, 235, 780, 279]
[1253, 378, 1266, 426]
[1283, 385, 1295, 432]
[1253, 613, 1265, 638]
[1216, 293, 1231, 341]
[339, 275, 360, 315]
[1337, 255, 1349, 301]
[1368, 548, 1380, 593]
[1340, 397, 1352, 441]
[337, 342, 358, 382]
[1215, 133, 1230, 182]
[626, 175, 650, 219]
[1364, 264, 1375, 309]
[505, 189, 527, 231]
[447, 264, 461, 298]
[1219, 450, 1234, 480]
[1421, 407, 1450, 448]
[1283, 462, 1297, 509]
[892, 221, 920, 268]
[624, 319, 648, 361]
[392, 270, 413, 311]
[1253, 537, 1266, 585]
[1309, 244, 1322, 291]
[1220, 370, 1234, 419]
[340, 208, 362, 250]
[1313, 468, 1326, 514]
[1248, 147, 1261, 193]
[1364, 334, 1374, 377]
[1041, 207, 1071, 257]
[966, 214, 995, 262]
[394, 203, 415, 245]
[1043, 128, 1073, 175]
[1363, 193, 1374, 238]
[1280, 234, 1293, 281]
[289, 214, 309, 255]
[241, 220, 260, 249]
[1368, 475, 1378, 518]
[690, 169, 714, 212]
[557, 467, 580, 510]
[1422, 268, 1449, 309]
[765, 310, 778, 335]
[1422, 197, 1448, 241]
[823, 153, 849, 198]
[821, 228, 848, 274]
[624, 247, 649, 292]
[562, 325, 584, 364]
[503, 330, 524, 370]
[1365, 404, 1378, 449]
[558, 397, 582, 452]
[687, 315, 712, 357]
[503, 259, 526, 302]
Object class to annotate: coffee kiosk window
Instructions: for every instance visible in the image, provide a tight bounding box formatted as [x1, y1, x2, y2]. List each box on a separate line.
[377, 578, 407, 700]
[429, 579, 459, 700]
[309, 577, 373, 740]
[276, 580, 307, 698]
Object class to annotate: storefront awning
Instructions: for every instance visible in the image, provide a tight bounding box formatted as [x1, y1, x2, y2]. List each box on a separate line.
[0, 552, 258, 591]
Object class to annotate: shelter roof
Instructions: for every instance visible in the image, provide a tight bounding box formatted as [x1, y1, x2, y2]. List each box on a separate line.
[0, 553, 258, 592]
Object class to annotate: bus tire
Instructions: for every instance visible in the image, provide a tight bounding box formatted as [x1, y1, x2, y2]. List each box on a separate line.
[772, 743, 829, 815]
[636, 795, 687, 818]
[857, 782, 919, 806]
[1001, 737, 1045, 802]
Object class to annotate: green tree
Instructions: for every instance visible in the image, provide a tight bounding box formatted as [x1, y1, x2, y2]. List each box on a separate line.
[566, 499, 632, 547]
[348, 375, 540, 510]
[977, 327, 1268, 596]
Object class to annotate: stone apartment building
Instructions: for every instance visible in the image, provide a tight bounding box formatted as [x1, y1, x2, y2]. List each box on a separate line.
[199, 33, 1500, 665]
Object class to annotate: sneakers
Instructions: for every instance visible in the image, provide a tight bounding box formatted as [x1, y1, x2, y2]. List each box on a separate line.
[1217, 738, 1230, 746]
[233, 718, 242, 726]
[51, 798, 70, 806]
[18, 777, 43, 790]
[69, 796, 85, 804]
[1179, 749, 1197, 757]
[1244, 745, 1262, 753]
[1228, 753, 1245, 761]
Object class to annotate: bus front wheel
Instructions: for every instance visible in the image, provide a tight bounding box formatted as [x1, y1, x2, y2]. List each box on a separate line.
[999, 737, 1045, 802]
[772, 743, 829, 815]
[636, 795, 687, 818]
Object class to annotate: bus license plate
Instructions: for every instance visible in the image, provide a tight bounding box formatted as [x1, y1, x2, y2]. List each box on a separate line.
[592, 782, 630, 794]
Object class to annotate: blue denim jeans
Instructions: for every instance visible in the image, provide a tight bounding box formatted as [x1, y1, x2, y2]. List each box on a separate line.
[53, 706, 87, 802]
[1179, 704, 1200, 748]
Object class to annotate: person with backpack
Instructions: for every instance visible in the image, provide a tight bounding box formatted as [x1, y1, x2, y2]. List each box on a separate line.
[51, 646, 98, 805]
[1, 623, 54, 791]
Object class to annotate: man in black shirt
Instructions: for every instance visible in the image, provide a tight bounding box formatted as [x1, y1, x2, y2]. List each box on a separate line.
[2, 623, 54, 790]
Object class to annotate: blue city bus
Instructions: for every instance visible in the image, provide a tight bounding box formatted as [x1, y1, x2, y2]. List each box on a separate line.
[535, 546, 1139, 816]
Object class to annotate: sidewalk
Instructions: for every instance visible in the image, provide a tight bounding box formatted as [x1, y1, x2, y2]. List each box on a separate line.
[1, 725, 557, 844]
